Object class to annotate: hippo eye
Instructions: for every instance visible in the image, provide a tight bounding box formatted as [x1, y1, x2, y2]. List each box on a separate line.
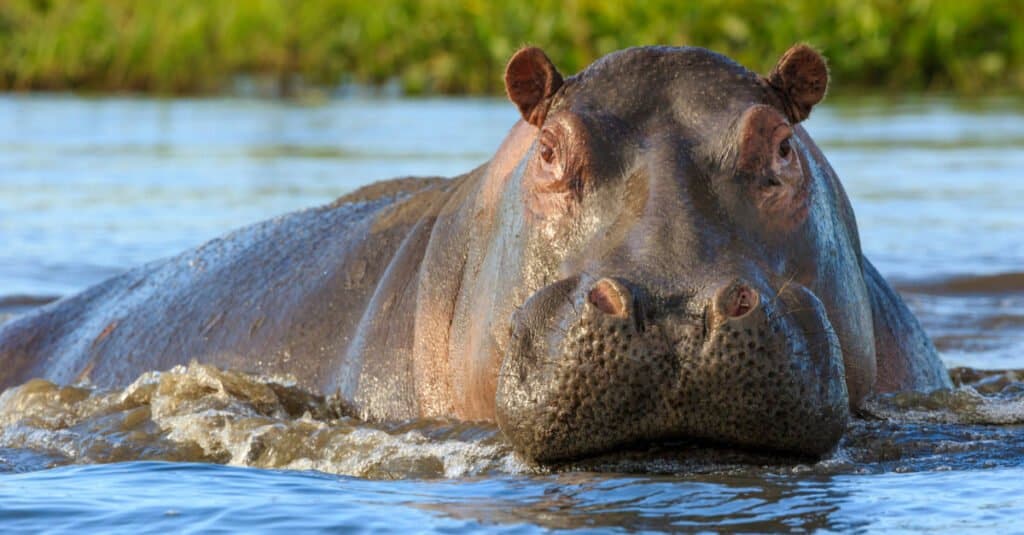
[539, 142, 555, 163]
[778, 137, 792, 160]
[538, 128, 560, 166]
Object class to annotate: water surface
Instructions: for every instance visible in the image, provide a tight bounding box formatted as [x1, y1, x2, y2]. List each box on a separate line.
[2, 461, 1023, 532]
[1, 95, 1022, 531]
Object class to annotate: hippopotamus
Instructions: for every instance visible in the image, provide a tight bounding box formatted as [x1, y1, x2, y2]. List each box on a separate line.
[0, 44, 950, 462]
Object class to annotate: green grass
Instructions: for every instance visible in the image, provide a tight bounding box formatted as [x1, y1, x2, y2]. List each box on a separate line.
[1, 0, 1021, 95]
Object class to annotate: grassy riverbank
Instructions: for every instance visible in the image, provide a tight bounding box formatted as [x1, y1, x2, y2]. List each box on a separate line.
[0, 0, 1020, 95]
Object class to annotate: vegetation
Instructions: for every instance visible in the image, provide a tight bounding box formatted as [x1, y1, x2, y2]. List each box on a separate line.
[0, 0, 1021, 95]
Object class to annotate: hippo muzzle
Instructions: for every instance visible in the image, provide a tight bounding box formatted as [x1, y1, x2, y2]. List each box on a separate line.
[496, 275, 849, 462]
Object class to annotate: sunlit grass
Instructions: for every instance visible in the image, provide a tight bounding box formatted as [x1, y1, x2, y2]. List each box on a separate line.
[0, 0, 1019, 95]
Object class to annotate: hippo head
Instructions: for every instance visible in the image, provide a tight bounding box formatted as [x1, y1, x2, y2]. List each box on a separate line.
[466, 45, 877, 463]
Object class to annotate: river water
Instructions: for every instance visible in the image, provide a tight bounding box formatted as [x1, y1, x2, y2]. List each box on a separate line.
[0, 95, 1022, 532]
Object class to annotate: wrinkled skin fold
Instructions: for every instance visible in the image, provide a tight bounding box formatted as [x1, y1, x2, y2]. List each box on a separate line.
[0, 44, 951, 462]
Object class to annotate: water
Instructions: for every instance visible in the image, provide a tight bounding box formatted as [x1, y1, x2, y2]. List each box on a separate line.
[1, 463, 1022, 532]
[1, 94, 1023, 531]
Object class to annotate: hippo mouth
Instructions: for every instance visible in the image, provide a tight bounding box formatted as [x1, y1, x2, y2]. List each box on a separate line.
[496, 275, 850, 463]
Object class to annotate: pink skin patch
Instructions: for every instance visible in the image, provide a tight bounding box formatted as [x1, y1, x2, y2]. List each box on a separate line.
[738, 105, 811, 234]
[588, 279, 629, 317]
[726, 285, 759, 318]
[717, 283, 760, 319]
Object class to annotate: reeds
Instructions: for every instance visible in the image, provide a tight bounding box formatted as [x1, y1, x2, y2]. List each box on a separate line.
[1, 0, 1019, 95]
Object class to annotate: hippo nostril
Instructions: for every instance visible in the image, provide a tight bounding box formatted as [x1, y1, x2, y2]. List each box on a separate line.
[715, 281, 760, 320]
[588, 278, 630, 318]
[731, 287, 757, 317]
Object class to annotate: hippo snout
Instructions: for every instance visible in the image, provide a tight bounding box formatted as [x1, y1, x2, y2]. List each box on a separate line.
[685, 279, 850, 455]
[496, 275, 850, 463]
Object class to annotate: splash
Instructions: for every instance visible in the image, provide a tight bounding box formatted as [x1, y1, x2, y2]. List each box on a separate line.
[0, 362, 526, 478]
[1, 363, 1022, 478]
[861, 369, 1024, 425]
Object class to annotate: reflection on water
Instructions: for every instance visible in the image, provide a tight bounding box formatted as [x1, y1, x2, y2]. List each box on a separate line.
[1, 95, 1023, 531]
[1, 461, 1022, 532]
[0, 96, 517, 297]
[813, 98, 1024, 283]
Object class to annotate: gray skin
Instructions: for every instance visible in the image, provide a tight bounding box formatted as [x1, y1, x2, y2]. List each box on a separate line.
[0, 44, 950, 462]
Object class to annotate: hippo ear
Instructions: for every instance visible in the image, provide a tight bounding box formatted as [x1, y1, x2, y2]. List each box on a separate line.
[505, 47, 564, 127]
[765, 44, 829, 123]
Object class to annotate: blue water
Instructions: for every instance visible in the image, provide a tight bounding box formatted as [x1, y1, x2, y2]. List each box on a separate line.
[1, 94, 1023, 532]
[0, 96, 512, 297]
[1, 462, 1022, 532]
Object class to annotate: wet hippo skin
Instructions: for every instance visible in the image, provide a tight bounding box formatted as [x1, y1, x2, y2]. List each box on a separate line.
[0, 44, 951, 462]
